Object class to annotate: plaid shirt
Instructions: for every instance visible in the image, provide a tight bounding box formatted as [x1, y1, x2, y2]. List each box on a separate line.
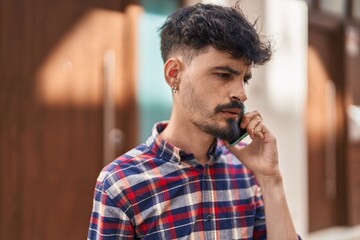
[88, 122, 267, 240]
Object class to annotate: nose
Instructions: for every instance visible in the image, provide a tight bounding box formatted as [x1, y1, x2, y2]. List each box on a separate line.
[230, 90, 247, 103]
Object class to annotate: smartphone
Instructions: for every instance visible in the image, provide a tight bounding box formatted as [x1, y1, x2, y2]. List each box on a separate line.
[228, 127, 248, 146]
[228, 106, 248, 146]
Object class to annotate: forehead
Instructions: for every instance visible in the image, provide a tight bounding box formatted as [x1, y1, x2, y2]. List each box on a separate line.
[188, 47, 252, 73]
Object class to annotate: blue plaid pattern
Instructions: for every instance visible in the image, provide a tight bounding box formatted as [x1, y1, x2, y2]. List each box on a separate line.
[88, 122, 272, 239]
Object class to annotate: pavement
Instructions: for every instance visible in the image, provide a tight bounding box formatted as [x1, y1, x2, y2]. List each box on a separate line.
[308, 225, 360, 240]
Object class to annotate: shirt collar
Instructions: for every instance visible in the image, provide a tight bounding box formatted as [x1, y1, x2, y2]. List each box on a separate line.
[145, 122, 223, 165]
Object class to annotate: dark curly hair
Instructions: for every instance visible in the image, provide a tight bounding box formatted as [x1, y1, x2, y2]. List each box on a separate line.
[159, 2, 272, 66]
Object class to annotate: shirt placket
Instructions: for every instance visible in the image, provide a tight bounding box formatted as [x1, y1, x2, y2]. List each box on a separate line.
[202, 159, 216, 240]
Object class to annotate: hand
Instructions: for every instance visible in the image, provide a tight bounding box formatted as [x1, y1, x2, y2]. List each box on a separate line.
[224, 111, 282, 186]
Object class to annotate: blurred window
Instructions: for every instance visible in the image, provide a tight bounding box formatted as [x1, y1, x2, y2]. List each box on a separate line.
[319, 0, 346, 16]
[354, 0, 360, 19]
[306, 0, 314, 7]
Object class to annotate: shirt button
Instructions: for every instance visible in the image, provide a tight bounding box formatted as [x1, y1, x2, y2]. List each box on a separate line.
[207, 214, 213, 221]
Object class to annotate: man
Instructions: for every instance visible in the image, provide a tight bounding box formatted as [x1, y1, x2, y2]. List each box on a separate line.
[88, 2, 300, 240]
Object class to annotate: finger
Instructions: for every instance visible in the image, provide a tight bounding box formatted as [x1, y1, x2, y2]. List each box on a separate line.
[240, 110, 263, 128]
[253, 122, 275, 143]
[246, 117, 263, 138]
[253, 121, 265, 140]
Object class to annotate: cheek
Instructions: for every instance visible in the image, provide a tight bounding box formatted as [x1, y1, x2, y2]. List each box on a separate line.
[181, 83, 208, 114]
[179, 73, 221, 115]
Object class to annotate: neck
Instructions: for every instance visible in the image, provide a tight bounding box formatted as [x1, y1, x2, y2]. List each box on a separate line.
[160, 112, 215, 166]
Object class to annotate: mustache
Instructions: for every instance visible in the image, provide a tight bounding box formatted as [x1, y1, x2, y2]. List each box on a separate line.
[215, 101, 245, 113]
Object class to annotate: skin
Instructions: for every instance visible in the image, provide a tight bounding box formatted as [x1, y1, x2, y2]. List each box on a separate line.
[160, 47, 298, 240]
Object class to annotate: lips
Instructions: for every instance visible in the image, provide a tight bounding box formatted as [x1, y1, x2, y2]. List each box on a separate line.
[221, 108, 241, 115]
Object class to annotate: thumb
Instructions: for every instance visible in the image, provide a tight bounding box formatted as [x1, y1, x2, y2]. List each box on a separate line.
[222, 140, 247, 159]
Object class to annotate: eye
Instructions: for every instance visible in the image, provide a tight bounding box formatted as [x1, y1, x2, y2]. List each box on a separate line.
[243, 75, 252, 85]
[216, 72, 232, 80]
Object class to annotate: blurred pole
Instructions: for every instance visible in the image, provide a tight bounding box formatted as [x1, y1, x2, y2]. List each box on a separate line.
[103, 50, 124, 165]
[325, 81, 337, 199]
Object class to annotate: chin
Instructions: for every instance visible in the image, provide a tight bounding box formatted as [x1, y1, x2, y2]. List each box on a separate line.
[192, 116, 240, 141]
[221, 119, 241, 141]
[210, 119, 241, 141]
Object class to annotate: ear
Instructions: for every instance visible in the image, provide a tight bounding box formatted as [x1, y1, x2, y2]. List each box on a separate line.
[163, 58, 181, 88]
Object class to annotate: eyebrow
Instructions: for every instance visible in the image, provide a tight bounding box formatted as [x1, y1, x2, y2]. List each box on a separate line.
[211, 66, 241, 75]
[211, 66, 252, 79]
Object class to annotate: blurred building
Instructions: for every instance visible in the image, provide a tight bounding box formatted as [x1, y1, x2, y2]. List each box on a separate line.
[0, 0, 359, 239]
[306, 1, 360, 239]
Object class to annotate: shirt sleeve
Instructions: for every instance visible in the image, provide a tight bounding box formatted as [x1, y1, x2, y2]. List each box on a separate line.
[88, 178, 135, 240]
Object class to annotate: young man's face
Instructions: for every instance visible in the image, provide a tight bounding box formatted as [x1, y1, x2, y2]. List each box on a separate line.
[176, 47, 252, 141]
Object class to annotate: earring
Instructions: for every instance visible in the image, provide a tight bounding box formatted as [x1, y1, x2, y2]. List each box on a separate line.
[172, 85, 178, 93]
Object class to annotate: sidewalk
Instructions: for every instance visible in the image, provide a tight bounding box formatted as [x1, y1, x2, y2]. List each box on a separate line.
[308, 225, 360, 240]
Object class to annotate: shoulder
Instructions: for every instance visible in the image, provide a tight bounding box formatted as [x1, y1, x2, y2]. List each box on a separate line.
[96, 142, 175, 200]
[98, 143, 152, 185]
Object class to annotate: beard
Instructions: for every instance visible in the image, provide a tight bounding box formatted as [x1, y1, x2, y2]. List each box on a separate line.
[180, 78, 245, 142]
[191, 101, 245, 142]
[193, 117, 242, 142]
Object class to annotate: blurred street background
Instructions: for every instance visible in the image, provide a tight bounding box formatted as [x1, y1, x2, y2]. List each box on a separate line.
[1, 0, 360, 239]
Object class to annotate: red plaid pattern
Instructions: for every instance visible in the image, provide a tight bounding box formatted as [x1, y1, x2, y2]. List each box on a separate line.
[88, 122, 269, 239]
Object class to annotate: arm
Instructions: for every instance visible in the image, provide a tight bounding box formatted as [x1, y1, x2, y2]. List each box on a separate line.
[259, 176, 297, 240]
[225, 111, 298, 240]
